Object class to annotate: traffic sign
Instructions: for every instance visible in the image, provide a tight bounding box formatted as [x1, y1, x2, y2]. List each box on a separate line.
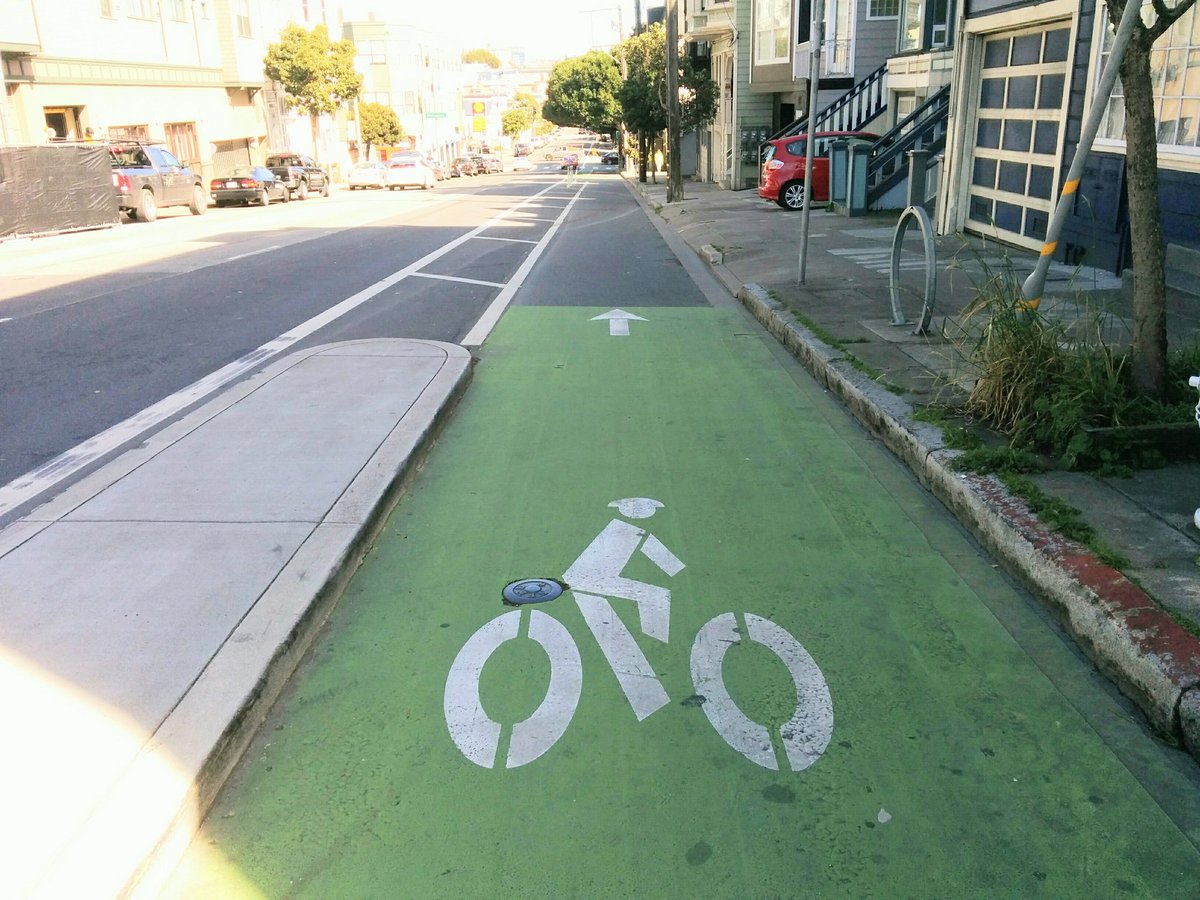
[425, 112, 446, 119]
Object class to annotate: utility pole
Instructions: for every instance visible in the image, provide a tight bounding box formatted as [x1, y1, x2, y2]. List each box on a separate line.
[798, 0, 824, 284]
[666, 0, 682, 202]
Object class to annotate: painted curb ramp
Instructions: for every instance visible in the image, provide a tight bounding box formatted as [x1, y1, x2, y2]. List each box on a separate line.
[0, 339, 471, 898]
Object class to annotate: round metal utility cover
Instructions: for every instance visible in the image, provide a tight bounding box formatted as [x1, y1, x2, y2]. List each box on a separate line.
[502, 578, 565, 605]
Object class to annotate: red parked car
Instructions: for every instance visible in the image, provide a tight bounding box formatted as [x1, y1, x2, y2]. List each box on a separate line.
[759, 131, 878, 210]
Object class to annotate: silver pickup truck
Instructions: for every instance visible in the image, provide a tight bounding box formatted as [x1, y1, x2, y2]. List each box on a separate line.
[108, 142, 206, 222]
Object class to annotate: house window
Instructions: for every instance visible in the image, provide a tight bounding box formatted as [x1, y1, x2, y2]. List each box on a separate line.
[358, 40, 385, 64]
[1098, 2, 1200, 150]
[99, 0, 114, 16]
[755, 0, 791, 64]
[899, 0, 922, 51]
[165, 122, 199, 167]
[869, 0, 899, 18]
[128, 0, 154, 18]
[169, 0, 187, 20]
[235, 0, 252, 37]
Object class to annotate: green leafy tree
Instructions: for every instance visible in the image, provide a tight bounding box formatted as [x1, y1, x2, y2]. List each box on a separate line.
[513, 90, 542, 120]
[1101, 0, 1197, 400]
[502, 107, 532, 140]
[614, 23, 718, 182]
[357, 102, 402, 160]
[543, 51, 622, 134]
[264, 24, 362, 161]
[462, 48, 502, 68]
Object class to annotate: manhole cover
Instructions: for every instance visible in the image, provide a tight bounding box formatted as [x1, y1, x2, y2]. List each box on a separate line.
[502, 578, 566, 606]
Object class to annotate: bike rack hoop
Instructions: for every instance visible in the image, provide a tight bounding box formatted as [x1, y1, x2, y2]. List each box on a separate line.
[889, 205, 937, 336]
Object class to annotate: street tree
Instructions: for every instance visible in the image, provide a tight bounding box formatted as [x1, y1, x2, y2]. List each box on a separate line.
[543, 51, 622, 134]
[502, 107, 532, 141]
[513, 90, 542, 121]
[357, 102, 402, 160]
[463, 48, 502, 68]
[614, 23, 718, 183]
[264, 24, 362, 162]
[1102, 0, 1196, 400]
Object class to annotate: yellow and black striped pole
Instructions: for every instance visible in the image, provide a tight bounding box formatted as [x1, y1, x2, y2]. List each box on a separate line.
[1020, 0, 1142, 312]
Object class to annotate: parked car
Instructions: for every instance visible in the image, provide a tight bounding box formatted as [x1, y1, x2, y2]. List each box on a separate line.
[266, 152, 330, 200]
[426, 158, 448, 181]
[347, 160, 388, 190]
[451, 156, 477, 176]
[209, 165, 289, 207]
[758, 131, 878, 210]
[108, 141, 206, 222]
[510, 156, 534, 173]
[385, 158, 436, 190]
[470, 155, 489, 174]
[600, 149, 620, 166]
[481, 155, 503, 173]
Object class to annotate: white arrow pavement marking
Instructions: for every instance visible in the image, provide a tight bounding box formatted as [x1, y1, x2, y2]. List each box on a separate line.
[591, 309, 647, 336]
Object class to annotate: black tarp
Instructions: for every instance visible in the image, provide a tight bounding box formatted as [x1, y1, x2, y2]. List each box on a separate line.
[0, 143, 120, 239]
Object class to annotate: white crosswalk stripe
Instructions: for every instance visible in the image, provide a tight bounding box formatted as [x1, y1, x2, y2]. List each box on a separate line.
[826, 247, 929, 273]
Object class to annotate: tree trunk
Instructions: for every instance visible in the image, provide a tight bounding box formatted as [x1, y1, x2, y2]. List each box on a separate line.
[1120, 32, 1168, 400]
[310, 115, 321, 162]
[639, 131, 648, 183]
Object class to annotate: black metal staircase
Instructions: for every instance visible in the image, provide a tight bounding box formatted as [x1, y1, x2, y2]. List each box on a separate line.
[761, 63, 889, 157]
[865, 85, 951, 208]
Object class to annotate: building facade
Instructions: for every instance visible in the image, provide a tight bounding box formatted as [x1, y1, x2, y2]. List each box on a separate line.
[0, 0, 347, 181]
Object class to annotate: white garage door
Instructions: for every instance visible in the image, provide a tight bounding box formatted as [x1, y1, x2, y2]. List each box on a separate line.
[966, 23, 1072, 249]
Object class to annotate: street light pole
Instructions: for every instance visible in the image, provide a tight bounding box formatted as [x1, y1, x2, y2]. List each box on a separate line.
[799, 0, 824, 284]
[666, 0, 682, 202]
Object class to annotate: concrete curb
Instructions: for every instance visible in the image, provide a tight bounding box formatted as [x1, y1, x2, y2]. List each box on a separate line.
[110, 339, 474, 898]
[734, 284, 1200, 760]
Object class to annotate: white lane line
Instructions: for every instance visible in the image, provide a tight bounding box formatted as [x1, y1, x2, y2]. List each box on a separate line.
[474, 236, 538, 245]
[0, 182, 566, 517]
[491, 216, 557, 224]
[461, 183, 586, 347]
[226, 244, 284, 262]
[410, 272, 506, 288]
[0, 317, 12, 324]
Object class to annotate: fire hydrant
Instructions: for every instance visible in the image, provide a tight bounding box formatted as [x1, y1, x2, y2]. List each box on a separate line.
[1191, 376, 1200, 530]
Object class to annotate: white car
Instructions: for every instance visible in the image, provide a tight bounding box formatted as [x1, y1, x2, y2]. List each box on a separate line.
[347, 160, 387, 190]
[510, 156, 534, 173]
[385, 158, 435, 190]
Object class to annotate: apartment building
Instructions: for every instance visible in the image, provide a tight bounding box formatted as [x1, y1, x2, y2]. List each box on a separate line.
[343, 19, 464, 163]
[0, 1, 345, 181]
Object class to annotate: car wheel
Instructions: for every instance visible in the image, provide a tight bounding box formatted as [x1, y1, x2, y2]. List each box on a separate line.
[296, 180, 308, 201]
[280, 185, 290, 203]
[260, 188, 270, 206]
[320, 179, 330, 197]
[777, 181, 807, 210]
[189, 184, 207, 215]
[135, 189, 158, 222]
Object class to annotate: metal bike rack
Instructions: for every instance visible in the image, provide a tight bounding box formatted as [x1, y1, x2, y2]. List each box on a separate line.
[889, 204, 937, 335]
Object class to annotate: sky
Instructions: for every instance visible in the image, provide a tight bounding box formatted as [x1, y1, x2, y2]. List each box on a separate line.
[339, 0, 641, 63]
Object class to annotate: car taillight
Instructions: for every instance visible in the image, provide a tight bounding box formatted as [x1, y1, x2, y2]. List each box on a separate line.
[766, 160, 784, 171]
[239, 178, 257, 188]
[113, 172, 131, 194]
[209, 179, 222, 191]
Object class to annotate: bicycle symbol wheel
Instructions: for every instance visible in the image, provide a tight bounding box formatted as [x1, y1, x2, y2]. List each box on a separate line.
[444, 608, 833, 771]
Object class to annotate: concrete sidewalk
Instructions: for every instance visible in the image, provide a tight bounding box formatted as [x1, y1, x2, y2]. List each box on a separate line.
[623, 175, 1200, 763]
[0, 339, 470, 898]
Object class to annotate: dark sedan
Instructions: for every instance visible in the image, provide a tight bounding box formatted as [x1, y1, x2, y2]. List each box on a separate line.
[210, 166, 290, 207]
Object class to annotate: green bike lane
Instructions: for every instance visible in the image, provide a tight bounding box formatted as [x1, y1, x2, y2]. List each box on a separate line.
[165, 303, 1200, 898]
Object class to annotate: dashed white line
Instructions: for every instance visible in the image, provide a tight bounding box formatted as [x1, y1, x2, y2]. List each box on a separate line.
[226, 244, 284, 262]
[474, 235, 538, 244]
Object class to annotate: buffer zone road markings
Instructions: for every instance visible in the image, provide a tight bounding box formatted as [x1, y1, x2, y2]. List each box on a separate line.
[444, 497, 834, 772]
[0, 182, 583, 520]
